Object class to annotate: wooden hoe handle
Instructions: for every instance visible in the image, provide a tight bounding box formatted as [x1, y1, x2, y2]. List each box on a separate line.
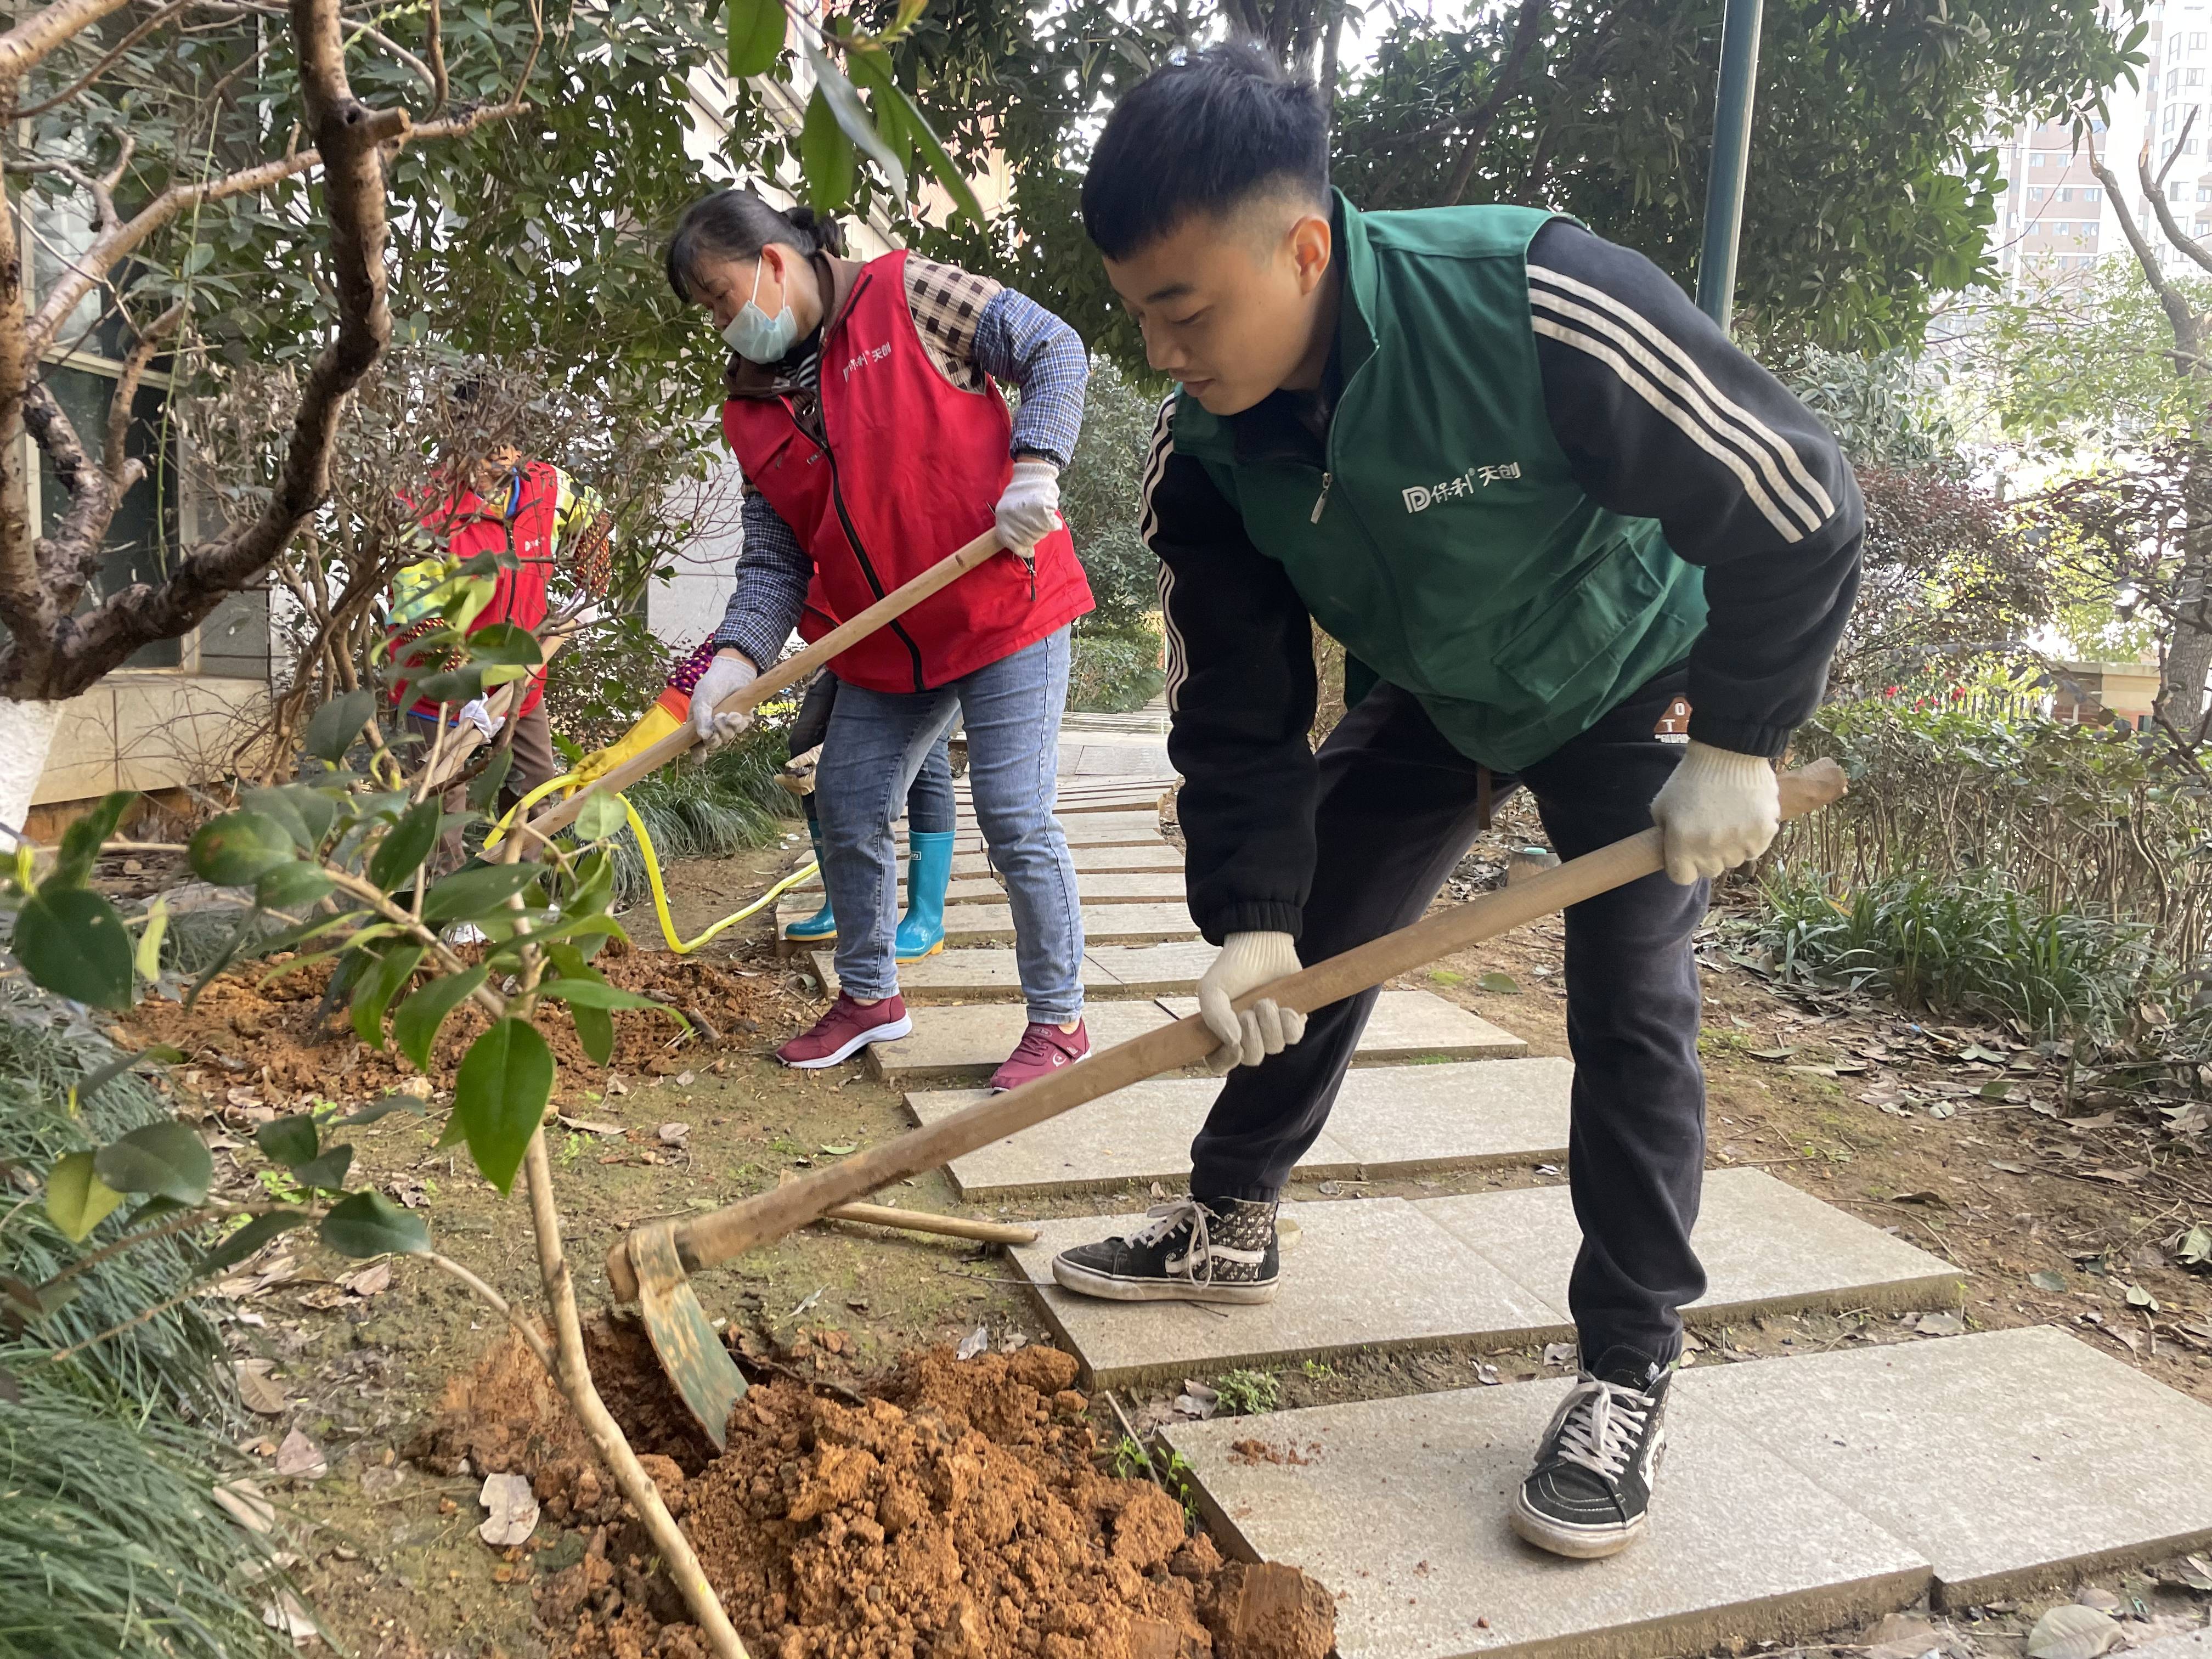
[523, 528, 1006, 844]
[605, 758, 1848, 1300]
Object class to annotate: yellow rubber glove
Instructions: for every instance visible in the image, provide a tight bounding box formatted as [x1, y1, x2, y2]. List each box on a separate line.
[571, 702, 682, 791]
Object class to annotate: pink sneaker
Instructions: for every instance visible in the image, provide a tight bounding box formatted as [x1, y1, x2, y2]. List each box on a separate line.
[776, 993, 913, 1070]
[989, 1020, 1090, 1092]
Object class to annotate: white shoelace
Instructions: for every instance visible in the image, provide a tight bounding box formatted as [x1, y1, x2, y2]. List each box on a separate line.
[1119, 1198, 1220, 1286]
[1541, 1376, 1655, 1485]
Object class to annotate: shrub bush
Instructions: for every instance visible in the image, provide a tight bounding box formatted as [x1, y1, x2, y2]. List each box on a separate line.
[1069, 628, 1165, 714]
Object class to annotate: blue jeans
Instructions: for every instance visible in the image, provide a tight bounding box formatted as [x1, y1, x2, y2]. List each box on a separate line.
[816, 629, 1084, 1022]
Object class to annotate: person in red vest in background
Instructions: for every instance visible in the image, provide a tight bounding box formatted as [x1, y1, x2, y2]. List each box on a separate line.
[662, 190, 1094, 1090]
[390, 415, 613, 866]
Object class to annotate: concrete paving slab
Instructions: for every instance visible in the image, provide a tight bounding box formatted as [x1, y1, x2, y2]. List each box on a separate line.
[934, 873, 1188, 906]
[1420, 1168, 1965, 1325]
[1161, 1376, 1930, 1659]
[949, 844, 1184, 879]
[935, 901, 1198, 947]
[2123, 1630, 2212, 1659]
[1159, 989, 1526, 1063]
[1006, 1199, 1570, 1387]
[1082, 941, 1216, 996]
[1691, 1325, 2212, 1606]
[907, 1059, 1573, 1200]
[865, 999, 1180, 1086]
[908, 1079, 1367, 1199]
[956, 821, 1169, 852]
[778, 898, 1195, 948]
[811, 949, 1181, 1004]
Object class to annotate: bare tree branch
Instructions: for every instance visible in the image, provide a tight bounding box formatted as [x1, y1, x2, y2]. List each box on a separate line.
[104, 301, 187, 488]
[0, 177, 36, 658]
[9, 0, 193, 119]
[1440, 0, 1545, 207]
[0, 0, 140, 83]
[2087, 136, 2202, 369]
[2138, 120, 2212, 283]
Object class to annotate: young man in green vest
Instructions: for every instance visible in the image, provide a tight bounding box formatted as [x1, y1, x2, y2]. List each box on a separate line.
[1054, 46, 1863, 1560]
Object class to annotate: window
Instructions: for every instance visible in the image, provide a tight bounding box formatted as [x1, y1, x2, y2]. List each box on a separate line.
[2168, 104, 2180, 131]
[2172, 67, 2184, 91]
[2035, 148, 2050, 162]
[2176, 178, 2189, 198]
[2060, 187, 2075, 200]
[2192, 66, 2204, 83]
[2086, 186, 2103, 201]
[2200, 183, 2212, 200]
[2030, 185, 2045, 199]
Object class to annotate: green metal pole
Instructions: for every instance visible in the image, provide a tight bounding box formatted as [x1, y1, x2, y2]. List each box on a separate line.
[1695, 0, 1764, 330]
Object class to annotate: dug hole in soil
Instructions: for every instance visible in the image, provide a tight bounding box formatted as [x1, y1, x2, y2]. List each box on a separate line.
[410, 1316, 1338, 1659]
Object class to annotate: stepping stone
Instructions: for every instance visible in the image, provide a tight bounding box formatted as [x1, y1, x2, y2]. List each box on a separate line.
[865, 1000, 1180, 1086]
[1160, 1372, 1931, 1659]
[960, 819, 1167, 852]
[792, 839, 1184, 892]
[813, 949, 1183, 1005]
[1692, 1325, 2212, 1606]
[935, 901, 1197, 947]
[906, 1058, 1574, 1201]
[1008, 1198, 1570, 1388]
[1159, 989, 1526, 1063]
[1082, 941, 1217, 995]
[935, 873, 1188, 907]
[1008, 1172, 1962, 1387]
[1418, 1168, 1965, 1325]
[778, 899, 1195, 949]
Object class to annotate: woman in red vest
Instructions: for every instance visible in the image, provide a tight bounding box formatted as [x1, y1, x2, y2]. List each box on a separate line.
[664, 191, 1096, 1090]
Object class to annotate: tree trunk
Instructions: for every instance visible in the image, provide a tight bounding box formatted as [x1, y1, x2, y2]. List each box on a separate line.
[2163, 436, 2212, 738]
[0, 695, 60, 845]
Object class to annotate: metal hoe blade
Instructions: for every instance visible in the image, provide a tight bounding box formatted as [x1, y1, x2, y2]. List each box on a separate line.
[628, 1221, 747, 1448]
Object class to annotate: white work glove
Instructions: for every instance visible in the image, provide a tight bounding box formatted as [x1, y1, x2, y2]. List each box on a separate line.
[457, 697, 502, 741]
[1648, 739, 1781, 885]
[1197, 931, 1307, 1075]
[690, 650, 760, 752]
[993, 459, 1062, 552]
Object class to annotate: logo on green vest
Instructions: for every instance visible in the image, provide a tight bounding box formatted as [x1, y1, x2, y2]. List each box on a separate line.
[1402, 462, 1522, 513]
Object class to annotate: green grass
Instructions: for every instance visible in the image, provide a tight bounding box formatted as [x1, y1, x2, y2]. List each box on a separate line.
[1753, 868, 2152, 1041]
[1214, 1368, 1281, 1414]
[0, 981, 290, 1659]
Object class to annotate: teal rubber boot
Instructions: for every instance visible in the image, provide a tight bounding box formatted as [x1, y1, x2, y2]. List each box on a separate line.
[782, 829, 837, 941]
[894, 830, 955, 963]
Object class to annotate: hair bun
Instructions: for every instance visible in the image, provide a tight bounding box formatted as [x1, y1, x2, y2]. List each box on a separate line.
[783, 203, 846, 257]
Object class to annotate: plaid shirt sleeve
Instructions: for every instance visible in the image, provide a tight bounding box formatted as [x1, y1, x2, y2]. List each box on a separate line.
[904, 257, 1087, 467]
[710, 492, 812, 668]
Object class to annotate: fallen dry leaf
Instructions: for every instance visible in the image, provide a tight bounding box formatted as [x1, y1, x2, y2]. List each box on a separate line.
[477, 1471, 538, 1548]
[956, 1324, 989, 1361]
[340, 1260, 391, 1297]
[657, 1122, 691, 1145]
[213, 1478, 275, 1534]
[2024, 1603, 2124, 1659]
[557, 1116, 627, 1137]
[1916, 1311, 1967, 1336]
[275, 1427, 326, 1481]
[234, 1361, 287, 1416]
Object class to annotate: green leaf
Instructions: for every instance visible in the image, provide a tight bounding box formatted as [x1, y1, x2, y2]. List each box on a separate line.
[351, 944, 425, 1049]
[2030, 1269, 2068, 1291]
[421, 864, 541, 922]
[877, 80, 984, 223]
[404, 665, 487, 708]
[319, 1190, 431, 1258]
[13, 888, 136, 1009]
[540, 979, 682, 1017]
[453, 1019, 555, 1193]
[52, 791, 137, 890]
[564, 849, 614, 919]
[568, 998, 614, 1066]
[392, 964, 488, 1071]
[465, 622, 545, 668]
[331, 1093, 431, 1127]
[255, 1114, 320, 1169]
[256, 861, 334, 913]
[133, 896, 168, 984]
[45, 1151, 125, 1242]
[292, 1144, 354, 1192]
[303, 690, 375, 764]
[466, 746, 514, 813]
[803, 38, 905, 199]
[725, 0, 782, 76]
[190, 811, 298, 888]
[1476, 972, 1521, 994]
[800, 85, 858, 212]
[571, 791, 627, 843]
[242, 785, 337, 855]
[94, 1122, 214, 1205]
[369, 800, 444, 892]
[194, 1210, 309, 1278]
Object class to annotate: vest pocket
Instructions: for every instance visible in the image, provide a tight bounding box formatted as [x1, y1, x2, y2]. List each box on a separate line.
[1491, 537, 1683, 705]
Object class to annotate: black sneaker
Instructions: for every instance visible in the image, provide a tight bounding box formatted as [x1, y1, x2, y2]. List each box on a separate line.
[1050, 1196, 1281, 1304]
[1510, 1350, 1672, 1559]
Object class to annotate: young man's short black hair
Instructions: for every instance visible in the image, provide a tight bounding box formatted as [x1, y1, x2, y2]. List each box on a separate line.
[1082, 43, 1329, 261]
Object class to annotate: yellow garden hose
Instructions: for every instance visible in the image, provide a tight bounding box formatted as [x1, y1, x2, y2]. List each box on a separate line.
[486, 772, 820, 954]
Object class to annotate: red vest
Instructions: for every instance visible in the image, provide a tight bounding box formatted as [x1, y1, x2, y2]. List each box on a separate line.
[720, 251, 1092, 692]
[403, 460, 566, 719]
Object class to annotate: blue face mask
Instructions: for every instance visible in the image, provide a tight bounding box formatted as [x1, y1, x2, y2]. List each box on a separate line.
[722, 257, 800, 364]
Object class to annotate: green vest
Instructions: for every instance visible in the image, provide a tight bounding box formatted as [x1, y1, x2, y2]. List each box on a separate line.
[1171, 195, 1708, 772]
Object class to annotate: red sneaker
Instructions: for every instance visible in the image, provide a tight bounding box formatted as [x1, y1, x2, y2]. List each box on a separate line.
[989, 1020, 1090, 1092]
[776, 993, 913, 1070]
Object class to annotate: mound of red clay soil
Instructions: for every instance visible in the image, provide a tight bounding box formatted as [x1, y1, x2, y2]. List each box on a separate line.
[125, 942, 794, 1097]
[417, 1330, 1336, 1659]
